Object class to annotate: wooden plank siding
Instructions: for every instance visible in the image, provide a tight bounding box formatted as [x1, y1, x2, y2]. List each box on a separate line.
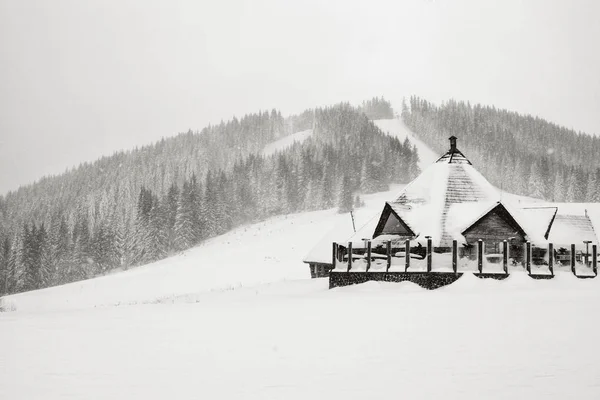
[462, 204, 526, 258]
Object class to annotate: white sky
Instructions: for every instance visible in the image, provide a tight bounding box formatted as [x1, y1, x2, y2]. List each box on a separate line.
[1, 0, 599, 195]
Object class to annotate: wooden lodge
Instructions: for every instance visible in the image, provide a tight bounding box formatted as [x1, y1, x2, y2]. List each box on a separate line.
[303, 136, 600, 285]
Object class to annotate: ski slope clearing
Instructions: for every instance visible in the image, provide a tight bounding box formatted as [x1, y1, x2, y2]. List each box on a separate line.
[2, 274, 600, 399]
[373, 118, 547, 203]
[373, 118, 439, 168]
[262, 129, 312, 157]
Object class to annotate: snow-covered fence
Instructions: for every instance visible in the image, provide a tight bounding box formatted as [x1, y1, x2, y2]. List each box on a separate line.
[333, 238, 599, 278]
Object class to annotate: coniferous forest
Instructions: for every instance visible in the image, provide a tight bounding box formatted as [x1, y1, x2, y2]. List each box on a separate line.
[4, 95, 598, 297]
[0, 100, 420, 295]
[402, 96, 600, 203]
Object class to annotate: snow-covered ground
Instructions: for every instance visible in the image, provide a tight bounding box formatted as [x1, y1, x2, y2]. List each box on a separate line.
[3, 123, 600, 399]
[3, 273, 600, 399]
[262, 129, 312, 157]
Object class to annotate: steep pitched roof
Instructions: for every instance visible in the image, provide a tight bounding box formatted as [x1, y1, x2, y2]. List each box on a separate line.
[388, 139, 501, 246]
[374, 138, 567, 247]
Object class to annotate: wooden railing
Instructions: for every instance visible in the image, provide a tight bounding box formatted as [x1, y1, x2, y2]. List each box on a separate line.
[332, 239, 598, 278]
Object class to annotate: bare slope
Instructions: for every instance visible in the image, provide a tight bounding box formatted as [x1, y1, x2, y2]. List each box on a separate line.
[262, 129, 312, 157]
[373, 118, 439, 168]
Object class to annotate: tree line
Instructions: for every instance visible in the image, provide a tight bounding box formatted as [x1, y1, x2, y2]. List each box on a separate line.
[0, 101, 420, 295]
[402, 96, 600, 202]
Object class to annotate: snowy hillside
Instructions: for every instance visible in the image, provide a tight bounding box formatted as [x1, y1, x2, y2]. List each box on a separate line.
[1, 185, 401, 313]
[262, 129, 312, 156]
[373, 118, 439, 168]
[1, 122, 543, 314]
[373, 118, 547, 203]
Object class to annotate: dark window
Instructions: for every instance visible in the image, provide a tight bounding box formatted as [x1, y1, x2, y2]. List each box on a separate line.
[381, 213, 407, 235]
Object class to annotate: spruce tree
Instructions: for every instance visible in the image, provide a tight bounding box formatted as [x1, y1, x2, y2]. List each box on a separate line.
[0, 236, 9, 295]
[565, 171, 578, 202]
[6, 238, 20, 294]
[528, 162, 546, 199]
[338, 175, 354, 213]
[174, 180, 196, 251]
[165, 182, 180, 251]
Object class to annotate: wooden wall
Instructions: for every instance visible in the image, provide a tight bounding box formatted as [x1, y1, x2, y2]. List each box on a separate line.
[463, 206, 526, 257]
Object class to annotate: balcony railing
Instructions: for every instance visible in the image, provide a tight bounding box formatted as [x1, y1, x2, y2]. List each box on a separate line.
[332, 239, 598, 278]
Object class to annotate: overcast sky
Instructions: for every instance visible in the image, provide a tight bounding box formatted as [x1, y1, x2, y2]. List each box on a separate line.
[1, 0, 599, 195]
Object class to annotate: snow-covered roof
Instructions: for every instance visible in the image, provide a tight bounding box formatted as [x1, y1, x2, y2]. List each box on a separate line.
[304, 137, 600, 263]
[302, 215, 355, 264]
[516, 207, 557, 243]
[369, 139, 583, 247]
[445, 201, 498, 243]
[388, 143, 501, 247]
[519, 203, 600, 248]
[344, 214, 380, 246]
[548, 214, 597, 248]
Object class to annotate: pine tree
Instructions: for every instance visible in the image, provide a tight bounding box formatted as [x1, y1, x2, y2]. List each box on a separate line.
[6, 237, 20, 294]
[320, 160, 335, 209]
[0, 236, 10, 295]
[552, 171, 565, 202]
[146, 197, 167, 261]
[590, 169, 600, 202]
[585, 171, 598, 202]
[174, 180, 196, 251]
[21, 223, 37, 291]
[528, 162, 546, 199]
[165, 182, 180, 251]
[565, 171, 578, 202]
[354, 195, 364, 209]
[216, 171, 232, 234]
[204, 171, 219, 237]
[338, 175, 354, 213]
[37, 223, 52, 286]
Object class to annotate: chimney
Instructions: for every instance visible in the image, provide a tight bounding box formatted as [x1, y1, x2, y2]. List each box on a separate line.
[449, 136, 457, 152]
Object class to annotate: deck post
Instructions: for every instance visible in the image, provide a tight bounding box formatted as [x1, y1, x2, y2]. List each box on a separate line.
[584, 241, 592, 269]
[526, 241, 531, 274]
[548, 243, 554, 276]
[405, 239, 410, 272]
[452, 240, 458, 274]
[347, 241, 352, 272]
[426, 237, 432, 273]
[386, 240, 391, 272]
[571, 243, 576, 276]
[477, 239, 483, 273]
[332, 242, 337, 270]
[366, 241, 372, 272]
[502, 240, 508, 274]
[593, 245, 597, 276]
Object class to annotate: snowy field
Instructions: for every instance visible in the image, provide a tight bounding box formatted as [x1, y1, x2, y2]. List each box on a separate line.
[3, 274, 600, 399]
[2, 127, 600, 399]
